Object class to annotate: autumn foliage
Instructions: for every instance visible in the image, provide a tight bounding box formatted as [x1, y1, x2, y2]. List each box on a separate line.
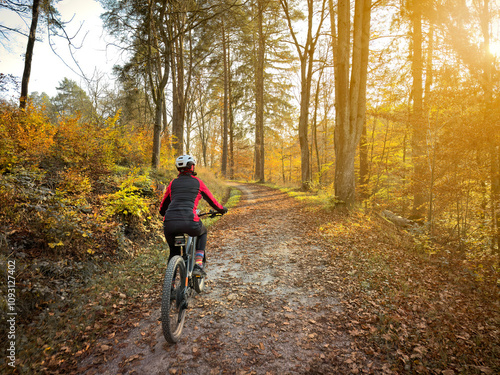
[0, 101, 161, 258]
[0, 102, 55, 168]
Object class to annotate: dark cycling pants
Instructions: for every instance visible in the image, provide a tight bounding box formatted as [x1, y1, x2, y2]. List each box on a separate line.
[163, 220, 207, 261]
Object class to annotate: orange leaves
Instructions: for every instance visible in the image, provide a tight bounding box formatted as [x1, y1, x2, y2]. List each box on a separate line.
[0, 102, 121, 174]
[53, 116, 116, 174]
[57, 167, 92, 197]
[0, 102, 55, 168]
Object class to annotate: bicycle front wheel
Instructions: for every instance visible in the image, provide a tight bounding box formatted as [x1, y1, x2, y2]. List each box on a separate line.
[161, 255, 187, 343]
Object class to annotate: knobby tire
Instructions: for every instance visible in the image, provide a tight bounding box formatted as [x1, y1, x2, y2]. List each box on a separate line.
[161, 255, 187, 343]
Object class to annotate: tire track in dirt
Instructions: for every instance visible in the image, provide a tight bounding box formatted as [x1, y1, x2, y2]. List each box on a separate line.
[81, 183, 360, 375]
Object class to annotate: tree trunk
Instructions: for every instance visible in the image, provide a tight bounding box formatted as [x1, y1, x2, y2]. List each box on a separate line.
[333, 0, 350, 204]
[151, 100, 163, 168]
[359, 116, 369, 201]
[424, 23, 433, 111]
[148, 0, 170, 169]
[185, 105, 192, 154]
[281, 0, 327, 191]
[221, 21, 229, 177]
[298, 52, 312, 190]
[281, 141, 286, 183]
[172, 33, 185, 157]
[20, 0, 41, 109]
[254, 0, 265, 182]
[228, 40, 235, 180]
[313, 74, 322, 178]
[162, 91, 170, 149]
[333, 0, 371, 207]
[196, 88, 209, 167]
[409, 0, 426, 221]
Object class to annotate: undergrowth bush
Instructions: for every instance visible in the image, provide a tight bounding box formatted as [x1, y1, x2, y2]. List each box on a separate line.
[0, 102, 55, 170]
[0, 168, 103, 256]
[57, 167, 92, 197]
[51, 116, 116, 177]
[104, 169, 154, 221]
[0, 103, 164, 258]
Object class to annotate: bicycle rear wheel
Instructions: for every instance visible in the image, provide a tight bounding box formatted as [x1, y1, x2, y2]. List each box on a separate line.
[161, 255, 187, 343]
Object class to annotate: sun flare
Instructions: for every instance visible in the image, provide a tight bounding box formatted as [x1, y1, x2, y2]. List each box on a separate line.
[489, 41, 500, 57]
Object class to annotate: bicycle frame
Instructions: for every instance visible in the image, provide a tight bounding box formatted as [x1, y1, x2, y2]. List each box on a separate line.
[184, 236, 197, 275]
[174, 234, 198, 293]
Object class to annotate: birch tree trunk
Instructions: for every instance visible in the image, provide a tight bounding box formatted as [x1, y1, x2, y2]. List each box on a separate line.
[313, 73, 322, 177]
[493, 146, 500, 252]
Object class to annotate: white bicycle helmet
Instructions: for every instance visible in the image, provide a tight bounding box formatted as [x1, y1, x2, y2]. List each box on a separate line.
[175, 155, 196, 169]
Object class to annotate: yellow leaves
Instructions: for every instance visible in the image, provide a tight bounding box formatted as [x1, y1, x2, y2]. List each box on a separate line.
[104, 168, 152, 219]
[104, 109, 121, 128]
[0, 102, 55, 167]
[104, 189, 148, 218]
[48, 241, 64, 249]
[57, 168, 92, 197]
[0, 102, 139, 173]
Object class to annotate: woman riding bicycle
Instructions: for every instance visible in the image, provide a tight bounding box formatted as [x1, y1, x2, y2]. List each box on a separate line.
[159, 155, 227, 273]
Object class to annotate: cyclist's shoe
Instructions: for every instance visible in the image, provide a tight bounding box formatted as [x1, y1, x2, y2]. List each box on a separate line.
[193, 265, 206, 276]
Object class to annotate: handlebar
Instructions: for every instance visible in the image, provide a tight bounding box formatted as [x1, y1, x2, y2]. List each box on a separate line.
[198, 210, 224, 218]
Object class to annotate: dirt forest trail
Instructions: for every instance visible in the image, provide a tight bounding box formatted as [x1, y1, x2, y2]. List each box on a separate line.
[80, 183, 379, 375]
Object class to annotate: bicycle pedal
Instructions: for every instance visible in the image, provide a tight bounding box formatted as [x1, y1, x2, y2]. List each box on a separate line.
[193, 265, 206, 276]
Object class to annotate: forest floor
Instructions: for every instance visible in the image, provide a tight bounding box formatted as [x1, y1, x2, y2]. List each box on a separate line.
[76, 183, 499, 375]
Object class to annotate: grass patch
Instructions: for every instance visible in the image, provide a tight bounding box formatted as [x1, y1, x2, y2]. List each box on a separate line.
[262, 182, 340, 210]
[225, 186, 242, 207]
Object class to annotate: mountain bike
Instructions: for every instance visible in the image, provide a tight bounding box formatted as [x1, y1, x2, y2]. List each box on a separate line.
[161, 210, 223, 343]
